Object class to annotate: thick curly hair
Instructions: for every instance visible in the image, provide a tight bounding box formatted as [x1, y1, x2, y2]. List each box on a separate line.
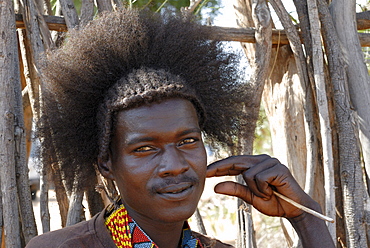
[39, 8, 247, 189]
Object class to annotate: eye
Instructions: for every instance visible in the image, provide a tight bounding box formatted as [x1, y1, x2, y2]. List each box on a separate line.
[178, 138, 198, 146]
[133, 146, 155, 152]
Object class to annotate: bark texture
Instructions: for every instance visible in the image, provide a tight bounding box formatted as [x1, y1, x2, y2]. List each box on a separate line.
[3, 1, 370, 247]
[0, 0, 22, 246]
[234, 0, 272, 247]
[306, 0, 336, 240]
[331, 0, 370, 199]
[318, 0, 368, 247]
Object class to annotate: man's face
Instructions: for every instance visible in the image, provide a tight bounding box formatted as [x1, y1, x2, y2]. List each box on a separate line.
[107, 98, 207, 224]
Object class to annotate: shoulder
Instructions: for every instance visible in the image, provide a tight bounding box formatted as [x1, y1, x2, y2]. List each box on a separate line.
[26, 219, 94, 248]
[192, 231, 234, 248]
[26, 211, 116, 248]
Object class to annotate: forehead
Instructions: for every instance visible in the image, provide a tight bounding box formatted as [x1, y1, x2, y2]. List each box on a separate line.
[115, 98, 200, 135]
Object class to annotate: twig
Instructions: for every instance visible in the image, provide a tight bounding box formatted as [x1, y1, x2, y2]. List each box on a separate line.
[273, 191, 335, 223]
[194, 208, 207, 235]
[181, 0, 203, 15]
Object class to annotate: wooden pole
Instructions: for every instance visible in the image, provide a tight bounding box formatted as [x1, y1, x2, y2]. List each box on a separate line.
[51, 163, 70, 228]
[15, 35, 38, 245]
[0, 0, 22, 246]
[318, 0, 368, 246]
[332, 0, 370, 202]
[59, 0, 79, 29]
[234, 0, 273, 247]
[66, 179, 85, 226]
[306, 0, 336, 241]
[0, 190, 3, 247]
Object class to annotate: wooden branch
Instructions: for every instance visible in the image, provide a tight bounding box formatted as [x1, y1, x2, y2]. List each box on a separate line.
[40, 165, 51, 233]
[14, 13, 370, 47]
[51, 163, 69, 228]
[307, 0, 336, 238]
[356, 11, 370, 30]
[182, 0, 203, 14]
[0, 0, 22, 246]
[0, 191, 3, 247]
[273, 191, 334, 223]
[318, 0, 368, 246]
[59, 0, 79, 29]
[194, 208, 207, 235]
[66, 182, 85, 226]
[95, 0, 113, 13]
[16, 14, 68, 32]
[80, 0, 94, 27]
[271, 0, 321, 204]
[204, 25, 290, 44]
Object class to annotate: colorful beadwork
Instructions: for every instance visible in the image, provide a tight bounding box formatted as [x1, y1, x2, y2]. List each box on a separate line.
[105, 204, 203, 248]
[105, 205, 132, 248]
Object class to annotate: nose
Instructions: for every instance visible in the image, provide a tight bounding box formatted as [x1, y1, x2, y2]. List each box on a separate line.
[158, 145, 189, 177]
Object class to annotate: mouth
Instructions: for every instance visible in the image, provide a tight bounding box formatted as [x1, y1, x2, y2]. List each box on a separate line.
[157, 182, 194, 201]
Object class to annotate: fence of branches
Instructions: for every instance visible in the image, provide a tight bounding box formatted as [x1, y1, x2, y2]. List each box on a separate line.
[2, 0, 370, 247]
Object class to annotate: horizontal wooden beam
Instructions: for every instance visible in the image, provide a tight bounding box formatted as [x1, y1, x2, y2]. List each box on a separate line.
[356, 11, 370, 30]
[15, 14, 68, 32]
[205, 26, 290, 45]
[14, 14, 370, 47]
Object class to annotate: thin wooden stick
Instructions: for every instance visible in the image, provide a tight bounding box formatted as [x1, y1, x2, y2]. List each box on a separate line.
[273, 191, 335, 223]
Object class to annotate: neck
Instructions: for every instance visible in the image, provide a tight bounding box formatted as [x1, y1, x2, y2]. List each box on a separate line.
[135, 218, 184, 248]
[126, 206, 186, 248]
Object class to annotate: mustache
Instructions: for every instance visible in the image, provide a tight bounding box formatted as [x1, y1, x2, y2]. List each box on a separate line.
[151, 175, 199, 193]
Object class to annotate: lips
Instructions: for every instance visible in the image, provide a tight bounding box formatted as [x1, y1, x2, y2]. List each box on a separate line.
[156, 182, 194, 201]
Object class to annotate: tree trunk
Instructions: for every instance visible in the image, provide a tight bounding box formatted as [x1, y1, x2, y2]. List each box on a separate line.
[0, 0, 22, 246]
[17, 40, 33, 160]
[59, 0, 79, 29]
[0, 190, 3, 247]
[236, 0, 328, 247]
[51, 163, 70, 228]
[318, 0, 368, 247]
[85, 171, 105, 218]
[306, 0, 336, 241]
[66, 178, 85, 226]
[268, 0, 323, 204]
[14, 40, 38, 244]
[330, 0, 370, 199]
[95, 0, 113, 13]
[262, 47, 306, 248]
[234, 0, 273, 247]
[19, 0, 57, 235]
[40, 164, 50, 233]
[80, 0, 94, 27]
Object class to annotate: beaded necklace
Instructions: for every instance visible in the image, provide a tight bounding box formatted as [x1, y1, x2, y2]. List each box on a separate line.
[105, 204, 203, 248]
[105, 205, 132, 247]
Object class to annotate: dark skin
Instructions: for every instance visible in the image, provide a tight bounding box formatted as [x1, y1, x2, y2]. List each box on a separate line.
[207, 155, 335, 247]
[99, 98, 335, 248]
[99, 99, 206, 248]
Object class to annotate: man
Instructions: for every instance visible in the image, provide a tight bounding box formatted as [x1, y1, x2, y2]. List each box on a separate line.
[27, 8, 334, 248]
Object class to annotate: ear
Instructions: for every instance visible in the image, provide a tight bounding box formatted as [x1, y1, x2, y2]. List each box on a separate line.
[98, 155, 115, 180]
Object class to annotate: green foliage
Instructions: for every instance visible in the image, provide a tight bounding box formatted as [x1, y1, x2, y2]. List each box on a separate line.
[253, 107, 272, 155]
[60, 0, 222, 21]
[125, 0, 221, 21]
[126, 0, 190, 10]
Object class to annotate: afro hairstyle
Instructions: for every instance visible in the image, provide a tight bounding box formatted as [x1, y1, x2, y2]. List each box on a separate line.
[39, 8, 248, 190]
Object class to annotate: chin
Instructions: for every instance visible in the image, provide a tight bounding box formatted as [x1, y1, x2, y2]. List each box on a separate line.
[157, 206, 198, 224]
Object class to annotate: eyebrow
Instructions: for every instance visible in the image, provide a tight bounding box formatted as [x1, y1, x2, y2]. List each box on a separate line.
[126, 137, 156, 146]
[126, 127, 201, 146]
[178, 128, 202, 136]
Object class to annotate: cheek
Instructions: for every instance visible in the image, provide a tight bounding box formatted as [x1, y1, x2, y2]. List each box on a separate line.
[113, 157, 156, 187]
[189, 148, 207, 175]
